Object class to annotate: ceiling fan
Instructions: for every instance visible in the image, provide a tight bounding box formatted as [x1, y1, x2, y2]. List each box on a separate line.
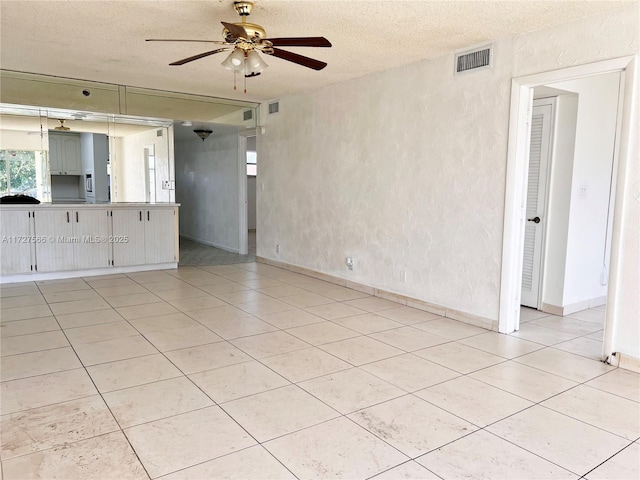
[54, 119, 70, 131]
[146, 1, 331, 91]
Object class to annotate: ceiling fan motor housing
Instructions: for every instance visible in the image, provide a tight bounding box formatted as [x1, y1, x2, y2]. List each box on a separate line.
[223, 22, 266, 44]
[233, 1, 253, 16]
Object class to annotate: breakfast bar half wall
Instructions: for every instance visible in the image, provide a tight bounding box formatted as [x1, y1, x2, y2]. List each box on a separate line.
[0, 203, 179, 283]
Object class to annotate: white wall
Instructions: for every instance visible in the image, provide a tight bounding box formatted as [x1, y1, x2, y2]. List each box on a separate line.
[175, 133, 240, 252]
[0, 130, 44, 151]
[540, 94, 578, 308]
[257, 5, 639, 332]
[550, 73, 621, 308]
[247, 175, 257, 230]
[113, 127, 172, 203]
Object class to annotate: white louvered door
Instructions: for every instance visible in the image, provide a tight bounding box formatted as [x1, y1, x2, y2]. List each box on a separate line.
[521, 102, 553, 308]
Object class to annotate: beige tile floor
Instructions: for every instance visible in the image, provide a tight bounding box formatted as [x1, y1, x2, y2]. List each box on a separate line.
[1, 264, 639, 479]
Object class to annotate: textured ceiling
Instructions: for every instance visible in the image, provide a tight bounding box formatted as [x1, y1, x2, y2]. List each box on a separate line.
[0, 0, 634, 102]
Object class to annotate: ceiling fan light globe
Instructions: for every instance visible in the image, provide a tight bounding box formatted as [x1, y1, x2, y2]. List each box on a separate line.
[246, 50, 268, 73]
[230, 49, 245, 66]
[222, 49, 246, 71]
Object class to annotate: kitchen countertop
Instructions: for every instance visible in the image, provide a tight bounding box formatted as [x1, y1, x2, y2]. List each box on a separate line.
[0, 202, 180, 208]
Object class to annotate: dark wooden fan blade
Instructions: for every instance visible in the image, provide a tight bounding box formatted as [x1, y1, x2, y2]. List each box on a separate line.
[169, 48, 228, 66]
[268, 48, 327, 70]
[265, 48, 327, 70]
[221, 21, 249, 40]
[146, 39, 226, 44]
[266, 37, 332, 47]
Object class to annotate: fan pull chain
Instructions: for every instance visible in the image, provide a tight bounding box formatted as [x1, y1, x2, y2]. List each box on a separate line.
[233, 71, 237, 91]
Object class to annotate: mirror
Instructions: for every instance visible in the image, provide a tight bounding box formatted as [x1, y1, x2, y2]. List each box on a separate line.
[0, 104, 173, 203]
[0, 70, 258, 205]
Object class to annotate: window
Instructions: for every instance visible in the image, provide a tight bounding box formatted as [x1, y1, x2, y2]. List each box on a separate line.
[247, 150, 257, 176]
[0, 150, 39, 197]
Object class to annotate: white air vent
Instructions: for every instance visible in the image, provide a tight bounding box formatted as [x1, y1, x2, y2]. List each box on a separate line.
[455, 45, 492, 74]
[243, 110, 253, 121]
[268, 101, 279, 114]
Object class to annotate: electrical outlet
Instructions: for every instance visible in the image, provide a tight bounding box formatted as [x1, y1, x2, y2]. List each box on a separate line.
[346, 257, 354, 270]
[162, 180, 175, 190]
[276, 244, 280, 254]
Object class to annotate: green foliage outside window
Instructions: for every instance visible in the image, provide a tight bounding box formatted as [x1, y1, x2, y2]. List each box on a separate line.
[0, 150, 37, 195]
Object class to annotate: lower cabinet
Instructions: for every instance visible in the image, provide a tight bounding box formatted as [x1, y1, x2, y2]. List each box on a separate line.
[112, 207, 177, 267]
[0, 205, 178, 275]
[0, 209, 34, 274]
[34, 209, 110, 272]
[74, 209, 111, 269]
[112, 209, 146, 266]
[34, 209, 75, 272]
[144, 209, 176, 264]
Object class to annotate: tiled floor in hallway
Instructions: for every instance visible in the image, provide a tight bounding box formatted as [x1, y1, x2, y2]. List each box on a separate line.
[1, 263, 638, 479]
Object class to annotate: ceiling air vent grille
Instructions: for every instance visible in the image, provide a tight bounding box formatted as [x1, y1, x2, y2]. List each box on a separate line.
[268, 101, 279, 114]
[243, 110, 253, 121]
[455, 45, 492, 74]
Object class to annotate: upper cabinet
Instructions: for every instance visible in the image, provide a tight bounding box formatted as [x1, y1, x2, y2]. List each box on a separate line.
[49, 132, 81, 175]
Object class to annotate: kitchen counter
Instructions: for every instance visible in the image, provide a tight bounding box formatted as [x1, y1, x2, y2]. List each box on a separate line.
[1, 203, 180, 282]
[0, 202, 181, 208]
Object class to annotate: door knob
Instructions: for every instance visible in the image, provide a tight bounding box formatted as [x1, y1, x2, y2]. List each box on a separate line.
[527, 216, 541, 224]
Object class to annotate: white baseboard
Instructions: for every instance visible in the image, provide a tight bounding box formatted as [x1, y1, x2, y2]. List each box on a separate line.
[179, 234, 239, 254]
[608, 352, 640, 373]
[256, 256, 498, 331]
[542, 295, 607, 316]
[1, 263, 178, 284]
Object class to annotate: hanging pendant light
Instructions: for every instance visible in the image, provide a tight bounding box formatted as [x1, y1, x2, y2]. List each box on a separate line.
[193, 129, 213, 141]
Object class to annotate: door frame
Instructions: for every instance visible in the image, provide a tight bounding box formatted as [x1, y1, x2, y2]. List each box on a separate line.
[498, 56, 636, 361]
[237, 128, 256, 255]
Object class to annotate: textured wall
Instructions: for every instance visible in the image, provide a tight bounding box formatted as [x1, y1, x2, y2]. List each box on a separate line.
[257, 5, 639, 325]
[175, 134, 240, 252]
[258, 42, 514, 321]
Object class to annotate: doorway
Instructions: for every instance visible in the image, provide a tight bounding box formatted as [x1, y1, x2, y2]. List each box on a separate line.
[520, 71, 622, 319]
[246, 135, 257, 255]
[499, 56, 637, 362]
[238, 129, 257, 256]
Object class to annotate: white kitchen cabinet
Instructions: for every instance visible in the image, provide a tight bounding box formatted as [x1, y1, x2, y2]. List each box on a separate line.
[33, 209, 75, 272]
[34, 208, 110, 272]
[49, 132, 81, 175]
[73, 209, 111, 269]
[111, 208, 146, 266]
[1, 204, 178, 282]
[112, 207, 176, 266]
[145, 209, 176, 264]
[0, 209, 34, 274]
